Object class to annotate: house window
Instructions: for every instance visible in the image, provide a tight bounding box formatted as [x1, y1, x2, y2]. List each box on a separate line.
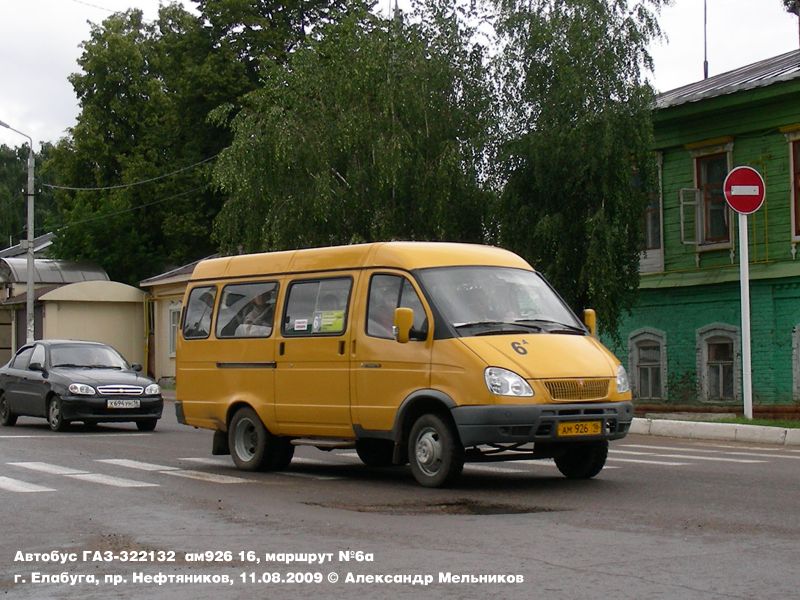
[643, 194, 661, 251]
[628, 329, 667, 401]
[697, 324, 740, 402]
[706, 339, 734, 400]
[696, 153, 729, 244]
[793, 140, 800, 238]
[168, 304, 181, 356]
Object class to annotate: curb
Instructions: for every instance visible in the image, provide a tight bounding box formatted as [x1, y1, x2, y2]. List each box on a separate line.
[631, 417, 800, 446]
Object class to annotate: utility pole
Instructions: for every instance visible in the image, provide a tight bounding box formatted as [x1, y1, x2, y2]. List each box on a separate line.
[0, 120, 36, 344]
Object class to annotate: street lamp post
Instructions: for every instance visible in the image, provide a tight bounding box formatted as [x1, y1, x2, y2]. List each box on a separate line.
[0, 120, 36, 344]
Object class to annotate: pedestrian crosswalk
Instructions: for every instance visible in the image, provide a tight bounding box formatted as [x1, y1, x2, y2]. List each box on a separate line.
[0, 441, 797, 493]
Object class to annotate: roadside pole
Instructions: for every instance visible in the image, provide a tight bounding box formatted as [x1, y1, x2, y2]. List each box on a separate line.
[723, 166, 766, 420]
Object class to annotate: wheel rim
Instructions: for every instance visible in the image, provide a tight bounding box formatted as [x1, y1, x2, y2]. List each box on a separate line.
[234, 417, 258, 462]
[49, 400, 60, 427]
[0, 396, 7, 420]
[414, 426, 442, 476]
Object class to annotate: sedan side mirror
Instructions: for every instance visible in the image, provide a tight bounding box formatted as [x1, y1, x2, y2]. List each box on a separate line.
[131, 363, 143, 372]
[29, 362, 44, 372]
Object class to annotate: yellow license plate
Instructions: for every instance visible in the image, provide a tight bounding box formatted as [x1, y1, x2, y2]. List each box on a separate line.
[557, 421, 602, 437]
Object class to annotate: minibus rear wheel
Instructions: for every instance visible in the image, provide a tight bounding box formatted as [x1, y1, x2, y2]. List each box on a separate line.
[553, 441, 608, 479]
[408, 413, 464, 488]
[229, 407, 294, 471]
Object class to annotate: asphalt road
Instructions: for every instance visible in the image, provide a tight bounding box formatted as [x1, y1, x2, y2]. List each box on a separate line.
[1, 403, 799, 600]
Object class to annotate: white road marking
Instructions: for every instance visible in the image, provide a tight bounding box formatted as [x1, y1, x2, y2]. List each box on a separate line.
[7, 462, 88, 475]
[96, 459, 180, 471]
[622, 444, 800, 460]
[610, 450, 766, 464]
[101, 459, 252, 483]
[0, 476, 56, 493]
[0, 434, 151, 439]
[607, 458, 689, 466]
[179, 457, 231, 467]
[163, 470, 250, 484]
[66, 473, 159, 488]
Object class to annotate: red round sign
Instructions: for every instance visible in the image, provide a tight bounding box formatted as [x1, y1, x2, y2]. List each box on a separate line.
[723, 166, 765, 215]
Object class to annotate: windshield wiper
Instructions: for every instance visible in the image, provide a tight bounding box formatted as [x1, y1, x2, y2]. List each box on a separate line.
[85, 364, 122, 369]
[515, 319, 586, 334]
[454, 321, 542, 335]
[51, 363, 88, 368]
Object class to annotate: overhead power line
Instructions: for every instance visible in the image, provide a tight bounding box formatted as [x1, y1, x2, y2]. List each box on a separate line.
[42, 154, 219, 192]
[43, 185, 210, 234]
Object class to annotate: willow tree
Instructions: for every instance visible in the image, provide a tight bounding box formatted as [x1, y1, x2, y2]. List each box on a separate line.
[494, 0, 666, 338]
[211, 1, 495, 253]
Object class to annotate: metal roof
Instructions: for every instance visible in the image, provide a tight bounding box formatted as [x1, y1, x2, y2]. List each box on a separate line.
[0, 258, 108, 284]
[656, 49, 800, 110]
[0, 232, 55, 258]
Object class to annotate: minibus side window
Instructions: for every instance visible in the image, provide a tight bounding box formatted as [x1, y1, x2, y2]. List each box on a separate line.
[282, 278, 351, 336]
[183, 286, 217, 340]
[216, 282, 278, 338]
[367, 275, 428, 339]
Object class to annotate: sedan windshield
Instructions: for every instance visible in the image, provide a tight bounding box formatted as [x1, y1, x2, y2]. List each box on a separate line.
[50, 344, 129, 369]
[417, 267, 584, 336]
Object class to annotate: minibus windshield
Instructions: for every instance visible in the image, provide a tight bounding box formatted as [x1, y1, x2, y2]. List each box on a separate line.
[417, 267, 585, 336]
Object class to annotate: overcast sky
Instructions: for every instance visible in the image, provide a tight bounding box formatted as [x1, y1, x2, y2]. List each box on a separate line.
[1, 0, 798, 150]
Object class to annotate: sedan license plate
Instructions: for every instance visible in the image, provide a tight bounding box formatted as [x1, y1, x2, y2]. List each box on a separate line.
[557, 421, 601, 437]
[107, 399, 140, 409]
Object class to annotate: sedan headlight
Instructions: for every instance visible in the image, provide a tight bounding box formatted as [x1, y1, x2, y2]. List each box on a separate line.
[616, 364, 631, 393]
[68, 383, 96, 396]
[144, 384, 161, 395]
[484, 367, 534, 397]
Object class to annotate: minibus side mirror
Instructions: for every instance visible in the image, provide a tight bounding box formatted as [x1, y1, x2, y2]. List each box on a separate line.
[583, 309, 596, 337]
[393, 307, 414, 344]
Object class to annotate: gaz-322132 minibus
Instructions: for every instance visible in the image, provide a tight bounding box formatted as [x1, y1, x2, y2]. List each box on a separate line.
[175, 242, 633, 487]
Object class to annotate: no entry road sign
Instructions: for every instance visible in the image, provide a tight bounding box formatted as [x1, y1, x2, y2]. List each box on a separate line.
[723, 166, 765, 215]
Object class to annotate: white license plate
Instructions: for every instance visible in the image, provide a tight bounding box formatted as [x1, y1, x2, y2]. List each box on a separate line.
[107, 399, 140, 409]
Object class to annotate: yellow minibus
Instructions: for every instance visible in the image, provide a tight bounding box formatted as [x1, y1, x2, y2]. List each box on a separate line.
[176, 242, 633, 487]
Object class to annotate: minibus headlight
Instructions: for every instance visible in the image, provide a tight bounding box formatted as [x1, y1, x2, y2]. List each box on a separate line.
[616, 365, 631, 393]
[68, 383, 96, 396]
[145, 384, 161, 395]
[484, 367, 534, 397]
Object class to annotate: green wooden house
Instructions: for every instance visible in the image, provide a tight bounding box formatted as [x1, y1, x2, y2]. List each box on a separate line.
[609, 49, 800, 416]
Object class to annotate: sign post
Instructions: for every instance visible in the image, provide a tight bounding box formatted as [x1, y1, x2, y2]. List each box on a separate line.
[723, 166, 766, 420]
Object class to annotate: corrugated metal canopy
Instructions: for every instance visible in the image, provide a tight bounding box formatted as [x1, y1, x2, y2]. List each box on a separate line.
[0, 258, 108, 284]
[656, 49, 800, 110]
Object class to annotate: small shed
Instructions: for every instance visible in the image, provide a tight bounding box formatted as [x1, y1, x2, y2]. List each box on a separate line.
[38, 281, 147, 365]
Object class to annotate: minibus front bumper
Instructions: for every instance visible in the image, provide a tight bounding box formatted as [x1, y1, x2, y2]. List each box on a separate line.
[451, 401, 634, 446]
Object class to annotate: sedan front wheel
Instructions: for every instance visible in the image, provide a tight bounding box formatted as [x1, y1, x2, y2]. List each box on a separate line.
[47, 396, 69, 432]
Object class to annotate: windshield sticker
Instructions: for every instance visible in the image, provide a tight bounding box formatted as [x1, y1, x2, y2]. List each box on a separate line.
[293, 319, 309, 331]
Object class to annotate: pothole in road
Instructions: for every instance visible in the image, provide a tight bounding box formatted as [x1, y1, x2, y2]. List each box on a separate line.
[307, 499, 561, 515]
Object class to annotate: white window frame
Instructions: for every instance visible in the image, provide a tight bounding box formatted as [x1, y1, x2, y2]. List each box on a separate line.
[628, 328, 667, 401]
[680, 142, 735, 255]
[168, 302, 181, 357]
[786, 131, 800, 244]
[639, 152, 664, 273]
[696, 323, 741, 403]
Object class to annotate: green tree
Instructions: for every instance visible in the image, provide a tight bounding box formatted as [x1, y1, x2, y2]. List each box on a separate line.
[0, 143, 56, 249]
[493, 0, 666, 338]
[212, 1, 496, 253]
[46, 5, 253, 283]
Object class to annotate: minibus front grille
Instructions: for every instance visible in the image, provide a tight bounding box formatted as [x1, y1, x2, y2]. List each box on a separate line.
[543, 379, 610, 401]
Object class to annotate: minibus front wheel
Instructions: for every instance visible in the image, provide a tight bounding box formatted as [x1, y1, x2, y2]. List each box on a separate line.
[408, 413, 464, 488]
[229, 407, 294, 471]
[553, 441, 608, 479]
